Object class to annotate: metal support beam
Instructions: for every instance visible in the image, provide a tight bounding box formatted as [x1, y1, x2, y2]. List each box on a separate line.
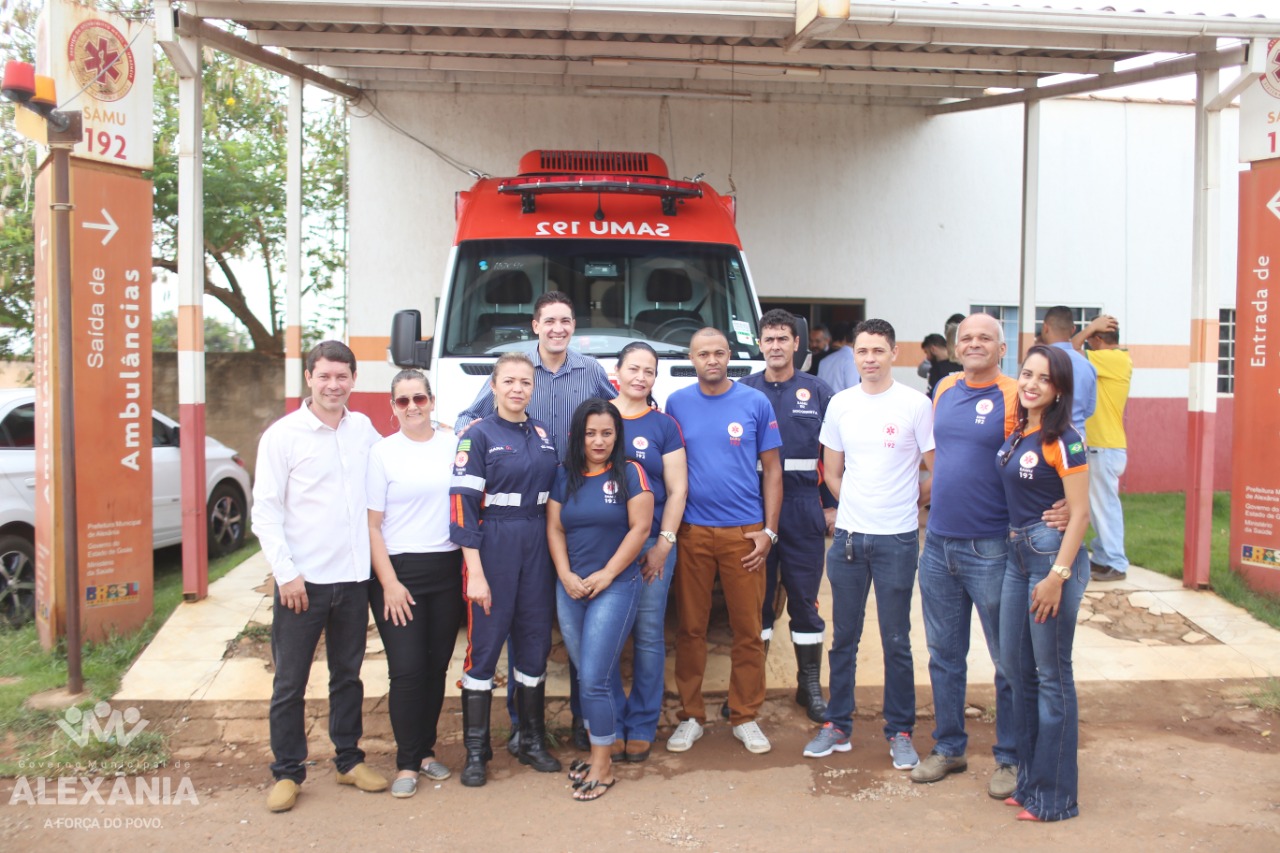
[1207, 38, 1269, 113]
[785, 0, 849, 53]
[1184, 67, 1221, 590]
[175, 11, 362, 102]
[286, 77, 304, 405]
[1018, 99, 1040, 362]
[172, 35, 210, 600]
[927, 45, 1246, 116]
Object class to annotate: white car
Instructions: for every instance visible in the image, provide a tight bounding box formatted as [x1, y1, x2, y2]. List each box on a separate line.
[0, 388, 253, 627]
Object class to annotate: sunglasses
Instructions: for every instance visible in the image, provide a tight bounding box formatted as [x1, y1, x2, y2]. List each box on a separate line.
[998, 430, 1025, 467]
[394, 393, 430, 410]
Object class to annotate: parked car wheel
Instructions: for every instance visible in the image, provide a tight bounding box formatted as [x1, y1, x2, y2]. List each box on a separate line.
[0, 532, 35, 628]
[207, 482, 247, 558]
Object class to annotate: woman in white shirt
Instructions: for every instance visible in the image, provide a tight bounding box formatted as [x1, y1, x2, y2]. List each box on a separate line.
[367, 369, 462, 799]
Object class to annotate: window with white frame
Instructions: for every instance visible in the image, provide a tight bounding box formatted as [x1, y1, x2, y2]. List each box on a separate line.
[968, 304, 1101, 378]
[1218, 308, 1235, 394]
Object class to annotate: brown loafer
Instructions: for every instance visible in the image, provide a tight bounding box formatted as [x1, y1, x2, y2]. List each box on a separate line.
[610, 740, 626, 759]
[624, 739, 651, 763]
[267, 779, 299, 812]
[336, 762, 388, 792]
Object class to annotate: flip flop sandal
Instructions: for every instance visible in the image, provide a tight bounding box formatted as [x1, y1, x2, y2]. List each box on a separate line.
[568, 760, 590, 784]
[573, 779, 616, 802]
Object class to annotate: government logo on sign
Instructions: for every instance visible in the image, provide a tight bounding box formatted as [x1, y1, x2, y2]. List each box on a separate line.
[67, 19, 136, 102]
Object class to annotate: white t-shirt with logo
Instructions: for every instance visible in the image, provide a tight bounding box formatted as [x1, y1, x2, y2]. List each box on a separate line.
[819, 381, 935, 535]
[367, 429, 460, 554]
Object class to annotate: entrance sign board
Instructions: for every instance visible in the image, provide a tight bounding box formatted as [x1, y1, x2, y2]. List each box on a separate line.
[1230, 157, 1280, 595]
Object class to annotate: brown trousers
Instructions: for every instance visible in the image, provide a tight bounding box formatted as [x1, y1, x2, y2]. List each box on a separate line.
[673, 521, 766, 725]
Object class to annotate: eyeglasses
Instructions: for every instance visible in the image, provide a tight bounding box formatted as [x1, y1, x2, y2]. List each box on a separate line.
[998, 430, 1025, 467]
[393, 393, 430, 410]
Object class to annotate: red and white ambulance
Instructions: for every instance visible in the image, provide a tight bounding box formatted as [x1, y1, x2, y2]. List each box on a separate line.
[390, 149, 769, 426]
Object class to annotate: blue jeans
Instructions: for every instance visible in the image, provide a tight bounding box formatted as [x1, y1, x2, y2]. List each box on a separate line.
[1087, 447, 1129, 573]
[918, 531, 1018, 765]
[557, 576, 641, 746]
[1000, 522, 1087, 822]
[824, 529, 918, 739]
[613, 537, 677, 743]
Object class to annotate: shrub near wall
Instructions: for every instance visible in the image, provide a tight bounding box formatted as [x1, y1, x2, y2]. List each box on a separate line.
[151, 351, 284, 476]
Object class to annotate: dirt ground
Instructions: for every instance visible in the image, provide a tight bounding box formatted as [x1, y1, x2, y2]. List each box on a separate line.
[2, 679, 1278, 852]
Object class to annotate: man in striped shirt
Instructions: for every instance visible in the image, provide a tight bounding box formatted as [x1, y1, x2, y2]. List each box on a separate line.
[454, 290, 617, 753]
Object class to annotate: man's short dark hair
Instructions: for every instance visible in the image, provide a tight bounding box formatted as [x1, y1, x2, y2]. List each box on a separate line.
[758, 308, 798, 338]
[1042, 305, 1076, 336]
[1093, 327, 1120, 346]
[922, 333, 946, 349]
[854, 318, 896, 348]
[811, 323, 830, 336]
[306, 340, 357, 375]
[534, 290, 575, 321]
[829, 322, 853, 344]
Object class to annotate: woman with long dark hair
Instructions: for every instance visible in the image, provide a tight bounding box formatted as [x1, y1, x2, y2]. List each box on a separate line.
[608, 342, 687, 763]
[996, 344, 1090, 822]
[548, 397, 653, 801]
[367, 369, 462, 798]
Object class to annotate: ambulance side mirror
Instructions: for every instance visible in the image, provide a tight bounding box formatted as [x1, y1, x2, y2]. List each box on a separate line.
[390, 310, 433, 368]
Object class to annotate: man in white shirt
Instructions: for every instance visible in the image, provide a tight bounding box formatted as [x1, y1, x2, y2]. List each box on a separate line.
[253, 341, 386, 812]
[802, 319, 935, 773]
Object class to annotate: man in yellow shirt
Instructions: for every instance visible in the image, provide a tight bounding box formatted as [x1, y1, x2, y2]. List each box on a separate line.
[1073, 315, 1132, 582]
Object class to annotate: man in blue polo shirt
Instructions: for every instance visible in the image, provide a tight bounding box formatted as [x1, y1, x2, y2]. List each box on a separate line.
[1040, 306, 1097, 436]
[665, 328, 782, 756]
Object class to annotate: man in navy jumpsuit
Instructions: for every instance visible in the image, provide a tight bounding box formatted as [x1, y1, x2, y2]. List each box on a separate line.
[740, 309, 834, 723]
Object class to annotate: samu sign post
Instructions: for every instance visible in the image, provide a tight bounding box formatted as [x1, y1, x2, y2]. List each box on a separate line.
[33, 0, 154, 647]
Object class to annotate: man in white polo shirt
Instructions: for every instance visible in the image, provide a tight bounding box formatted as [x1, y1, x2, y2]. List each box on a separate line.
[802, 319, 935, 772]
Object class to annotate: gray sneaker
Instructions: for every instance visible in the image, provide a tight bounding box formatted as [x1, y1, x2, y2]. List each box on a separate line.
[420, 759, 451, 781]
[802, 723, 851, 758]
[910, 750, 968, 783]
[390, 776, 418, 799]
[889, 732, 919, 770]
[988, 763, 1017, 799]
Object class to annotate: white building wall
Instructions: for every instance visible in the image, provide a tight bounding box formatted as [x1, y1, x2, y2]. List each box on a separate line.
[348, 90, 1241, 399]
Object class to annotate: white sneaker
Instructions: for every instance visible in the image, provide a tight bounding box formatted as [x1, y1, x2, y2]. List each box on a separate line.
[732, 721, 772, 754]
[666, 719, 704, 752]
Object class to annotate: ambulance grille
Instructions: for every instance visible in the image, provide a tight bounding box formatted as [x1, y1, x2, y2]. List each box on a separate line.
[537, 150, 651, 175]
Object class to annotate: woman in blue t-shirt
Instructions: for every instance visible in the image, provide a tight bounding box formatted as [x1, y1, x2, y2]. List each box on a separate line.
[548, 398, 654, 801]
[609, 342, 687, 763]
[996, 344, 1090, 823]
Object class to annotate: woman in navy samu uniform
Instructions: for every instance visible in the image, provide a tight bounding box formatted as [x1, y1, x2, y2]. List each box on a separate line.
[450, 352, 562, 787]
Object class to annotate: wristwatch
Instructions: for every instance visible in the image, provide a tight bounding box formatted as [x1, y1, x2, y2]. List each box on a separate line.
[659, 530, 677, 545]
[1050, 564, 1072, 580]
[762, 527, 778, 545]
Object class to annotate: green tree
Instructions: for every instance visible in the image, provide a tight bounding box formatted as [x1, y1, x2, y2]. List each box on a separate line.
[150, 45, 348, 355]
[0, 0, 38, 358]
[151, 309, 249, 351]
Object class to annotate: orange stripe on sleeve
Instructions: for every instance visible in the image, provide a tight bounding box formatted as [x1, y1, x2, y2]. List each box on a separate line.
[999, 375, 1019, 439]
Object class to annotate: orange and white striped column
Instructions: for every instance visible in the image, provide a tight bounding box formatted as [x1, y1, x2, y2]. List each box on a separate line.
[1184, 66, 1221, 590]
[285, 76, 304, 408]
[176, 35, 209, 599]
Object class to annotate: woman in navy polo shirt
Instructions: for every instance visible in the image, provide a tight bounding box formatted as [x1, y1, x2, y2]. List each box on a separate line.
[996, 344, 1090, 823]
[609, 342, 687, 764]
[548, 398, 653, 801]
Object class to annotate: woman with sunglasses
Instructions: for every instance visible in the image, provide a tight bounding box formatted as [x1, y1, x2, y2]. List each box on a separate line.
[450, 352, 562, 787]
[996, 344, 1090, 823]
[366, 369, 462, 798]
[548, 398, 653, 801]
[608, 342, 687, 763]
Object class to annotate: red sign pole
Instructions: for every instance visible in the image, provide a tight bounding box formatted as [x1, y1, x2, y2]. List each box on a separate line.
[1229, 157, 1280, 594]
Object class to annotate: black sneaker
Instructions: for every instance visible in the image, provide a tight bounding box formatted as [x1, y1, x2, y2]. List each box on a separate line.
[1091, 567, 1127, 582]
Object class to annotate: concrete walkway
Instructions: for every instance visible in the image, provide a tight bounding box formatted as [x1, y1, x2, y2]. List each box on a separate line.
[115, 549, 1280, 706]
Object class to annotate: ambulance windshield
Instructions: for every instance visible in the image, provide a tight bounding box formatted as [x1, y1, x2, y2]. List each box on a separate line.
[441, 239, 763, 359]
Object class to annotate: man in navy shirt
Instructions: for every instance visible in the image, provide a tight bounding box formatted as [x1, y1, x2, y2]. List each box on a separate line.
[740, 309, 834, 724]
[665, 329, 783, 756]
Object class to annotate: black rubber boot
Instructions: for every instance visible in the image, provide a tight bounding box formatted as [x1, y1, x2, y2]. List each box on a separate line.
[460, 688, 492, 788]
[506, 684, 521, 757]
[794, 643, 827, 724]
[517, 681, 563, 773]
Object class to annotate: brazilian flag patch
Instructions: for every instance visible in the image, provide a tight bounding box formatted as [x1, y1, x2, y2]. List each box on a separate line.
[1069, 442, 1084, 454]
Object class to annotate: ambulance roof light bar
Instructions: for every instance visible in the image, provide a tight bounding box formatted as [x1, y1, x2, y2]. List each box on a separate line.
[497, 174, 703, 216]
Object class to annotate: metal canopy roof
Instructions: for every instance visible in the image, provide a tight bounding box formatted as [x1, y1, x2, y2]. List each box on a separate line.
[181, 1, 1279, 106]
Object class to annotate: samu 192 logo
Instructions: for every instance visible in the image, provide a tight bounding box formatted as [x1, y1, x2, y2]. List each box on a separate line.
[55, 701, 148, 748]
[1262, 38, 1280, 99]
[66, 19, 136, 103]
